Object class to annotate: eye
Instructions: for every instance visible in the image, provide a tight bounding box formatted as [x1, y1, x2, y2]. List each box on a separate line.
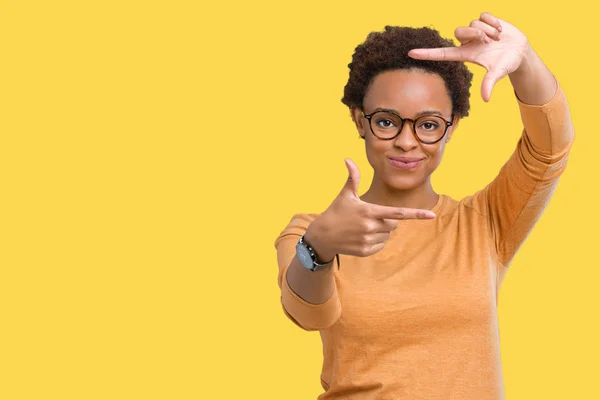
[375, 118, 396, 129]
[419, 121, 441, 131]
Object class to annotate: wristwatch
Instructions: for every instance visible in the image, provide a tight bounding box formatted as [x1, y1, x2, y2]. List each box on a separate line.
[296, 234, 336, 272]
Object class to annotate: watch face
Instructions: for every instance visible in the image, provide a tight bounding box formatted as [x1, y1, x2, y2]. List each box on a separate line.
[296, 242, 314, 269]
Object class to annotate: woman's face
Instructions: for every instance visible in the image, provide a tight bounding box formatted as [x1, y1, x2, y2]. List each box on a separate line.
[351, 69, 459, 192]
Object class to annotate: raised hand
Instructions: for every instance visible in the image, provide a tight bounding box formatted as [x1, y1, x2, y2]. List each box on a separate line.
[305, 159, 436, 260]
[408, 12, 530, 102]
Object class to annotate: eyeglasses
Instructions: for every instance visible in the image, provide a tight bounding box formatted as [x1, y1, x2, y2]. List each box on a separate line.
[362, 109, 453, 144]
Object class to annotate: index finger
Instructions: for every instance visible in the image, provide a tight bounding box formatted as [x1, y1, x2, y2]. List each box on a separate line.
[368, 204, 436, 220]
[408, 47, 466, 62]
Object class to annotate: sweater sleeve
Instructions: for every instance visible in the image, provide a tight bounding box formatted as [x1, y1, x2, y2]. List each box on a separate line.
[274, 213, 342, 331]
[464, 79, 575, 268]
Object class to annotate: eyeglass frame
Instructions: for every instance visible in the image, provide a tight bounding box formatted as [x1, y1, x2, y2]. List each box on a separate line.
[361, 108, 454, 145]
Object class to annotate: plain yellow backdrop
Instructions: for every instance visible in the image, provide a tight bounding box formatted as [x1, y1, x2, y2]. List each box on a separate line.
[0, 0, 596, 399]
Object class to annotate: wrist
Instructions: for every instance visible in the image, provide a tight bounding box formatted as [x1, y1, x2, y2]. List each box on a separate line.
[304, 220, 337, 263]
[512, 44, 534, 73]
[509, 44, 556, 105]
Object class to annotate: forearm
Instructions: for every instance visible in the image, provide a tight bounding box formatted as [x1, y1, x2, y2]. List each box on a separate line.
[509, 46, 574, 155]
[276, 216, 342, 331]
[286, 220, 337, 305]
[286, 256, 336, 304]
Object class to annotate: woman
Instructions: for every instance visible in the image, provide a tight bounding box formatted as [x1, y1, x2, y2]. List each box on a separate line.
[274, 12, 573, 399]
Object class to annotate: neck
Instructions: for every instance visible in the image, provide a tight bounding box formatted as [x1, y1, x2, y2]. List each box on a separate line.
[359, 178, 439, 210]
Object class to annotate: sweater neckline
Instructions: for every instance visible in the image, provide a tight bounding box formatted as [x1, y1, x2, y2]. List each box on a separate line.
[430, 194, 447, 215]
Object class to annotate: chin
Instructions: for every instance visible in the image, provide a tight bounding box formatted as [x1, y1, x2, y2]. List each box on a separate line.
[384, 173, 427, 192]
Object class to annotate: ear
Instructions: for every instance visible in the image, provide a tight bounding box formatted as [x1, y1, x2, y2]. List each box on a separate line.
[350, 106, 366, 139]
[445, 115, 461, 142]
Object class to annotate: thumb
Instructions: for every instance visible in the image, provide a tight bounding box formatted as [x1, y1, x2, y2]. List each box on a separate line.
[343, 158, 360, 198]
[481, 68, 505, 102]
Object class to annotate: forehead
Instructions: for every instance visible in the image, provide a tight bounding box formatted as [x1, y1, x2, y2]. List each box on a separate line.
[363, 69, 452, 117]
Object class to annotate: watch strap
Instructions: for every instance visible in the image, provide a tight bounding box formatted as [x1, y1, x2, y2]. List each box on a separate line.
[299, 234, 340, 271]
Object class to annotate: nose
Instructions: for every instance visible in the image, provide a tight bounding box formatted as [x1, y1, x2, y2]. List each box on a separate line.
[393, 120, 419, 151]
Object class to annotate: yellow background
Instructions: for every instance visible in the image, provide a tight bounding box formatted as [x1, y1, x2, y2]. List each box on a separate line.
[0, 0, 596, 399]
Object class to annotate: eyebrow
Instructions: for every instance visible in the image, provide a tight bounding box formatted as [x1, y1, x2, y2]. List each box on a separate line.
[370, 107, 446, 118]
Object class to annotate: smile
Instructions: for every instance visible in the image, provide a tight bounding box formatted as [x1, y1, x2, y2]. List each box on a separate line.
[388, 157, 424, 171]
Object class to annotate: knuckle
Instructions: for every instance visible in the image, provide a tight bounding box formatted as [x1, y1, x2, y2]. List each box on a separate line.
[367, 221, 379, 233]
[356, 246, 367, 257]
[361, 244, 373, 256]
[359, 220, 370, 232]
[362, 220, 375, 233]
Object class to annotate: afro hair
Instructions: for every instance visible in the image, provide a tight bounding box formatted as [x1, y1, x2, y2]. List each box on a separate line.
[342, 26, 473, 118]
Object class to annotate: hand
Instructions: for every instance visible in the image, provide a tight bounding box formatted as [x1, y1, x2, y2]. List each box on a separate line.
[305, 159, 436, 259]
[408, 12, 530, 102]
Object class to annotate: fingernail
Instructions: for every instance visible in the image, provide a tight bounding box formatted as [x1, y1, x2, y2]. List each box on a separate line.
[426, 211, 436, 218]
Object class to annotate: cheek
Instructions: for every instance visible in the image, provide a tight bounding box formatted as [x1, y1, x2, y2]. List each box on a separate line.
[425, 144, 446, 171]
[364, 138, 390, 169]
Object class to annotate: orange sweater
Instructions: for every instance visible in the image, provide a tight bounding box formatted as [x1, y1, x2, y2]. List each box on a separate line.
[274, 83, 574, 399]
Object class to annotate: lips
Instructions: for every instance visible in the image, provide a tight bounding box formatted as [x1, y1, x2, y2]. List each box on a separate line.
[388, 156, 424, 162]
[388, 156, 424, 170]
